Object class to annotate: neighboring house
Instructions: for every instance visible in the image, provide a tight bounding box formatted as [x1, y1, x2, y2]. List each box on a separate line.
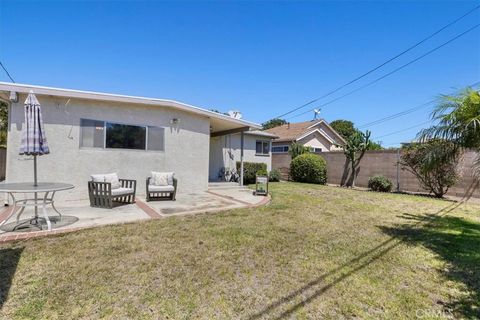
[265, 119, 346, 153]
[0, 82, 273, 200]
[264, 120, 346, 177]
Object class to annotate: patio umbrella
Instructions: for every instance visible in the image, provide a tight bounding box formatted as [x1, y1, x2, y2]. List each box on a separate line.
[19, 91, 50, 186]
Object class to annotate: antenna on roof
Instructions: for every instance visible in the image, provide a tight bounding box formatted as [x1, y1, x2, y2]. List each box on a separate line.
[313, 108, 321, 120]
[227, 110, 242, 119]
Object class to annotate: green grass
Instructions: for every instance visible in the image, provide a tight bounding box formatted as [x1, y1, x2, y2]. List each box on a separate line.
[1, 183, 479, 319]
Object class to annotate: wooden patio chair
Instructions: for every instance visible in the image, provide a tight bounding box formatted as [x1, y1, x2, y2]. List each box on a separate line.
[88, 176, 136, 209]
[146, 175, 177, 201]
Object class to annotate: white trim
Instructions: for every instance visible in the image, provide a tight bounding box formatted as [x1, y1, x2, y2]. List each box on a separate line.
[306, 120, 324, 130]
[0, 82, 262, 131]
[306, 119, 346, 144]
[296, 128, 336, 144]
[244, 130, 278, 138]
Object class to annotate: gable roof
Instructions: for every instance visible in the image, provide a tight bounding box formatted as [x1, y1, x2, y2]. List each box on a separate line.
[0, 82, 262, 133]
[296, 128, 336, 144]
[265, 119, 346, 144]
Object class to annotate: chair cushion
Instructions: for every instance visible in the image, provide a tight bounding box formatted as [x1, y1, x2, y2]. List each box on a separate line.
[151, 172, 174, 186]
[148, 185, 175, 192]
[90, 174, 106, 183]
[104, 173, 121, 189]
[90, 173, 121, 189]
[111, 187, 134, 196]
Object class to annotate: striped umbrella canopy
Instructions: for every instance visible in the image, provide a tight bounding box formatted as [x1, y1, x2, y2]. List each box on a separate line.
[19, 92, 49, 186]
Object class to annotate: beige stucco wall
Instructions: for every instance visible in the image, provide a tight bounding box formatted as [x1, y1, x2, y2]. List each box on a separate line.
[6, 94, 210, 201]
[272, 122, 343, 154]
[209, 133, 272, 180]
[298, 131, 335, 151]
[297, 122, 343, 151]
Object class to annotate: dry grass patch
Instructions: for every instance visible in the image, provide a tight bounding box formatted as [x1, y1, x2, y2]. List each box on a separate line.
[0, 183, 479, 319]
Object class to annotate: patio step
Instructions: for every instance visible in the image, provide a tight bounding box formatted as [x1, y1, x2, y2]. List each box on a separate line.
[208, 182, 249, 190]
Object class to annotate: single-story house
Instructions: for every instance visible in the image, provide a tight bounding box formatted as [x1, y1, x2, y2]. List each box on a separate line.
[0, 82, 275, 200]
[264, 119, 346, 153]
[264, 120, 346, 177]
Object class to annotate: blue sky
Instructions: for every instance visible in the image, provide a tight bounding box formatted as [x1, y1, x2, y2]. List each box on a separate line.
[1, 1, 479, 147]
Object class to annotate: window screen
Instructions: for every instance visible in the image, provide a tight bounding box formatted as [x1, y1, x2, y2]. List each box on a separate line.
[147, 127, 165, 151]
[256, 140, 270, 155]
[256, 141, 263, 154]
[80, 119, 105, 148]
[272, 145, 289, 153]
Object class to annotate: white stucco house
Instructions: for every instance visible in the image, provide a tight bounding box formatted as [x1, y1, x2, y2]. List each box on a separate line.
[0, 82, 275, 200]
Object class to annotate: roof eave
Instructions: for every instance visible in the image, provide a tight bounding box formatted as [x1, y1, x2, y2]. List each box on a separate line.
[0, 82, 261, 130]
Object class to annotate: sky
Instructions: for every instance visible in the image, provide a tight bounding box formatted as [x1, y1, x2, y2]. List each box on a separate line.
[0, 0, 479, 147]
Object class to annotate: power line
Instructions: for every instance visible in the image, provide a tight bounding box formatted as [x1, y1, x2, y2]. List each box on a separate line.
[0, 61, 15, 83]
[372, 120, 432, 140]
[286, 23, 480, 120]
[357, 81, 480, 129]
[358, 101, 434, 129]
[273, 4, 480, 119]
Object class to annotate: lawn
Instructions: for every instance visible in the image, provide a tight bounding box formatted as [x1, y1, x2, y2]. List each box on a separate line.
[0, 183, 479, 319]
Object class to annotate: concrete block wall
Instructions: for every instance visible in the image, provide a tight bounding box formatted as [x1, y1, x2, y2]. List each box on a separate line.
[272, 150, 480, 199]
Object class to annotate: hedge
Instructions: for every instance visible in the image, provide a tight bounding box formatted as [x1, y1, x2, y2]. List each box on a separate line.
[236, 162, 267, 185]
[290, 153, 327, 184]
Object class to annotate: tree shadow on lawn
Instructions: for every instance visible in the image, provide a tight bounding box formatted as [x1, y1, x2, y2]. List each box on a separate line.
[247, 201, 463, 320]
[380, 214, 480, 319]
[0, 247, 23, 309]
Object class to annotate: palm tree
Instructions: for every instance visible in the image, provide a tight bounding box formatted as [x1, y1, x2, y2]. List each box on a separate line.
[419, 88, 480, 177]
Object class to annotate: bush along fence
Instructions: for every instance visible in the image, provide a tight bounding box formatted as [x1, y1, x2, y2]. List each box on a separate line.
[236, 161, 267, 185]
[272, 149, 480, 199]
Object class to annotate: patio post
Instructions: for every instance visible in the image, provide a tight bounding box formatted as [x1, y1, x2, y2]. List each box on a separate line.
[240, 131, 244, 186]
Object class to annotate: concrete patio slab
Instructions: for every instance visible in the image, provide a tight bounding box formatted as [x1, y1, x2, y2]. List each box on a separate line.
[0, 185, 270, 243]
[207, 187, 265, 205]
[145, 192, 243, 216]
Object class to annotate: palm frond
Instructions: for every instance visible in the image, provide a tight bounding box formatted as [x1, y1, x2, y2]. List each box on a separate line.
[473, 153, 480, 180]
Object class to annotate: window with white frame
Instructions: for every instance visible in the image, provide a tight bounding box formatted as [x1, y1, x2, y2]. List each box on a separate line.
[272, 145, 289, 153]
[313, 147, 322, 153]
[256, 140, 270, 155]
[80, 119, 165, 151]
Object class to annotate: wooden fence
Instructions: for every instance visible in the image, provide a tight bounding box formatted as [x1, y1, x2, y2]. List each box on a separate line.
[272, 149, 480, 199]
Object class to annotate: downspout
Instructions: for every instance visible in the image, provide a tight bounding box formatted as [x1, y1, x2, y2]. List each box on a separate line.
[240, 131, 244, 186]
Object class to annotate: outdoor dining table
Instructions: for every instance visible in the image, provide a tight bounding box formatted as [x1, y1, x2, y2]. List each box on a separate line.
[0, 182, 74, 232]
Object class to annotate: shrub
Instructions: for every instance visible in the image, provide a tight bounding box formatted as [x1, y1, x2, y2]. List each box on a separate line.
[236, 162, 267, 185]
[269, 169, 281, 182]
[290, 154, 327, 184]
[256, 169, 268, 176]
[368, 176, 393, 192]
[288, 142, 312, 160]
[400, 140, 460, 198]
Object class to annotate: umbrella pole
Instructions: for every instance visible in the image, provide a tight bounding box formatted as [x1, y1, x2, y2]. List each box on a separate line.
[34, 155, 38, 186]
[34, 155, 38, 218]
